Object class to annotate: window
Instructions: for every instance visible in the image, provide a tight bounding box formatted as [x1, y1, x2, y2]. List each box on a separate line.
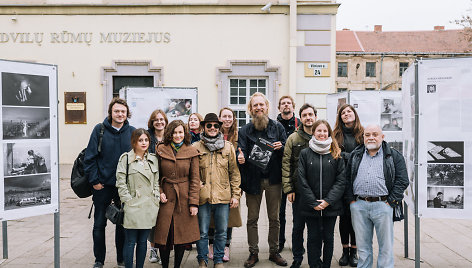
[365, 88, 375, 91]
[399, 62, 409, 77]
[229, 78, 267, 127]
[338, 62, 348, 77]
[337, 88, 347, 92]
[366, 62, 376, 77]
[113, 76, 153, 97]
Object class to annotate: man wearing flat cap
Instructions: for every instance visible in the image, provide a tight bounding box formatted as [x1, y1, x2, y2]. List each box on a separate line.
[193, 113, 241, 268]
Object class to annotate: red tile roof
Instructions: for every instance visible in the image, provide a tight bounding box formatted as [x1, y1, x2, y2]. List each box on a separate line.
[337, 29, 471, 53]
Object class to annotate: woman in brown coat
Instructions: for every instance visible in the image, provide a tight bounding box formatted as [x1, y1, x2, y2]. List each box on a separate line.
[153, 120, 200, 268]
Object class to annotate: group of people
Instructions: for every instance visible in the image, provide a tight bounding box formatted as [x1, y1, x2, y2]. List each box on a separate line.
[83, 92, 409, 268]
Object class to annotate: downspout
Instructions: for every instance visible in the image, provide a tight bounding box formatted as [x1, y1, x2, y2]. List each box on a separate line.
[379, 54, 384, 90]
[289, 0, 297, 97]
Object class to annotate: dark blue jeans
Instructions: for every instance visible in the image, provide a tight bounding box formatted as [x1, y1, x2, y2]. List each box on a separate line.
[92, 186, 124, 264]
[292, 196, 306, 262]
[279, 192, 287, 247]
[197, 203, 229, 264]
[124, 228, 151, 268]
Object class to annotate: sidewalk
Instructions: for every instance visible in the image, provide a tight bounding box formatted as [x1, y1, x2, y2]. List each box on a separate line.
[0, 178, 471, 267]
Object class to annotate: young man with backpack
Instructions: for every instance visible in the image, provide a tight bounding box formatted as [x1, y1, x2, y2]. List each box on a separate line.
[84, 98, 136, 268]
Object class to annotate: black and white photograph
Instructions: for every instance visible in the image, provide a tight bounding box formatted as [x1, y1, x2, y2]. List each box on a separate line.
[427, 84, 437, 93]
[427, 186, 464, 209]
[388, 141, 403, 154]
[427, 141, 464, 163]
[2, 72, 49, 107]
[4, 174, 51, 211]
[427, 164, 464, 186]
[3, 142, 50, 176]
[381, 98, 403, 131]
[165, 99, 192, 118]
[2, 107, 50, 140]
[248, 138, 274, 170]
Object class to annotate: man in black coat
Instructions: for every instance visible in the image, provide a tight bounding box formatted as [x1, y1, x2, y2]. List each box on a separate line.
[238, 92, 287, 267]
[345, 125, 409, 268]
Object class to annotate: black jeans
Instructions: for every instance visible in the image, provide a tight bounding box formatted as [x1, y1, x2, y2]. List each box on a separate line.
[339, 205, 356, 246]
[292, 196, 306, 262]
[92, 186, 124, 264]
[306, 216, 337, 268]
[279, 191, 287, 246]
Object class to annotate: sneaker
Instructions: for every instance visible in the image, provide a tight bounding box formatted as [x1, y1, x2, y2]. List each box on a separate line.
[92, 262, 103, 268]
[149, 247, 161, 263]
[117, 261, 125, 268]
[208, 244, 214, 260]
[222, 246, 230, 262]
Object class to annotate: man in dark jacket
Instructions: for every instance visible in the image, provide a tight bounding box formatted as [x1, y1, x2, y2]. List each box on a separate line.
[281, 103, 317, 268]
[238, 92, 287, 267]
[84, 98, 135, 268]
[345, 125, 409, 268]
[276, 95, 300, 253]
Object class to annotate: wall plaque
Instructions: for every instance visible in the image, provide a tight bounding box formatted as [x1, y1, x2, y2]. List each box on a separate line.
[64, 92, 86, 124]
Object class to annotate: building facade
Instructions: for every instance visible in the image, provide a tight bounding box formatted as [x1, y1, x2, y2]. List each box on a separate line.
[0, 0, 339, 176]
[336, 25, 472, 92]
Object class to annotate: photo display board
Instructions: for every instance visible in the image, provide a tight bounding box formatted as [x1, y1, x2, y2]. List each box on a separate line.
[416, 58, 472, 219]
[0, 59, 58, 221]
[120, 87, 198, 129]
[326, 90, 403, 149]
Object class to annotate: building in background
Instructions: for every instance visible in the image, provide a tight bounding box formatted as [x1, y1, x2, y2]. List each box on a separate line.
[335, 25, 472, 92]
[0, 0, 339, 176]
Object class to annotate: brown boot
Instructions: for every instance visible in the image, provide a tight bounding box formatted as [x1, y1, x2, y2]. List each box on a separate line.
[244, 253, 259, 268]
[199, 260, 207, 268]
[269, 252, 288, 266]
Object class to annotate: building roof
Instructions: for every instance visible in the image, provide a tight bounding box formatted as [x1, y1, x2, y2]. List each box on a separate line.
[337, 28, 471, 53]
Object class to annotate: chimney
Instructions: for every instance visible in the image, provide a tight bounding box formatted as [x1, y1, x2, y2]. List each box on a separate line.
[374, 25, 382, 32]
[434, 26, 445, 31]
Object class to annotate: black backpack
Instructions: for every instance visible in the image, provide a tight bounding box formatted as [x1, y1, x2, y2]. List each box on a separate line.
[71, 123, 104, 198]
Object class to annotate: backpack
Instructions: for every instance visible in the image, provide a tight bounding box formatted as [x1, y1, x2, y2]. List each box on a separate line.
[70, 123, 104, 198]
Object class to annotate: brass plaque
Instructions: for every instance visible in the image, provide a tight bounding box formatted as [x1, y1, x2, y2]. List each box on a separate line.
[64, 92, 86, 124]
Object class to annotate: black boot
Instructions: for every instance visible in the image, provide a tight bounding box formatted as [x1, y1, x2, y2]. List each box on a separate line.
[338, 247, 349, 266]
[349, 247, 358, 267]
[174, 245, 186, 268]
[159, 248, 170, 268]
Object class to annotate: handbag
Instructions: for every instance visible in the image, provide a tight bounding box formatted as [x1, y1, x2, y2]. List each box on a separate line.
[105, 154, 129, 225]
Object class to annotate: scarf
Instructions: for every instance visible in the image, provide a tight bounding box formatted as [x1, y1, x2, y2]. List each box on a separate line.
[309, 136, 332, 155]
[201, 132, 225, 152]
[171, 141, 184, 152]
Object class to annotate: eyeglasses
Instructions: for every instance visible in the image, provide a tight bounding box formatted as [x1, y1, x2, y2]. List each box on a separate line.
[205, 123, 221, 129]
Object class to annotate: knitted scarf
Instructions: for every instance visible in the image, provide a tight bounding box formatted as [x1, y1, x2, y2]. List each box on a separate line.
[201, 132, 225, 152]
[309, 136, 332, 155]
[171, 141, 184, 152]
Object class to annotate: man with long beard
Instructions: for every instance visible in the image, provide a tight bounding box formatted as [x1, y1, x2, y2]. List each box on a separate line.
[237, 92, 288, 268]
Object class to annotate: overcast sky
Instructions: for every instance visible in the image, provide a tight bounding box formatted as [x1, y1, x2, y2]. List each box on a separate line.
[336, 0, 471, 31]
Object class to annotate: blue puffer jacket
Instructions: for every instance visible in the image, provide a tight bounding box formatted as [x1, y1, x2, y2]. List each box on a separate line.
[84, 118, 135, 186]
[345, 141, 409, 208]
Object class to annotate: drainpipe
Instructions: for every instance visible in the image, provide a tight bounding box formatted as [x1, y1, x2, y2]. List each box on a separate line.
[289, 0, 297, 97]
[379, 54, 384, 90]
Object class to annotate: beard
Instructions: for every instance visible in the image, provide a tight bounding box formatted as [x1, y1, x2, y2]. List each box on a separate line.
[282, 109, 292, 115]
[252, 113, 269, 131]
[365, 142, 381, 150]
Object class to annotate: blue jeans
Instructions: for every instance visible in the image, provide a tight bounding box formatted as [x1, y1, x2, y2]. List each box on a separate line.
[92, 186, 124, 264]
[123, 228, 151, 268]
[305, 216, 337, 268]
[291, 196, 306, 262]
[350, 200, 394, 268]
[197, 203, 229, 264]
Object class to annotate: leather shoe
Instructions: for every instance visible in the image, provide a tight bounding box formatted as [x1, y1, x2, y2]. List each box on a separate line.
[244, 253, 259, 268]
[269, 253, 288, 266]
[290, 260, 302, 268]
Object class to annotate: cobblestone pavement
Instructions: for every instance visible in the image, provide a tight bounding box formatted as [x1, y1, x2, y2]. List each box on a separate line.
[0, 178, 471, 267]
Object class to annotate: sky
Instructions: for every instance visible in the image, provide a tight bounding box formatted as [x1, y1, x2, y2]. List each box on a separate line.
[336, 0, 471, 31]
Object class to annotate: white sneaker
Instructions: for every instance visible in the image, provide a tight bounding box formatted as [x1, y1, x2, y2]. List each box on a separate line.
[149, 247, 161, 264]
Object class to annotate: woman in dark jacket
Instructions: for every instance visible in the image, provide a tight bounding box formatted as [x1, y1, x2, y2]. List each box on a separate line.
[188, 113, 203, 144]
[147, 109, 168, 154]
[332, 104, 364, 267]
[153, 120, 200, 268]
[298, 120, 345, 268]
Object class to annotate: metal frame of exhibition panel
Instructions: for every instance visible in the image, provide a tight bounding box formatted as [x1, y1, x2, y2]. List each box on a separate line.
[0, 59, 60, 267]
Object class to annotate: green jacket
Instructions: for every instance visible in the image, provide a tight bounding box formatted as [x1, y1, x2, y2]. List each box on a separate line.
[282, 127, 311, 194]
[116, 150, 160, 229]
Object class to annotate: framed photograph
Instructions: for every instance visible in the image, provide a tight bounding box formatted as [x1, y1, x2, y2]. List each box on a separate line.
[3, 142, 51, 176]
[426, 186, 464, 210]
[2, 72, 49, 107]
[427, 141, 464, 163]
[2, 107, 50, 140]
[427, 164, 464, 186]
[4, 174, 51, 211]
